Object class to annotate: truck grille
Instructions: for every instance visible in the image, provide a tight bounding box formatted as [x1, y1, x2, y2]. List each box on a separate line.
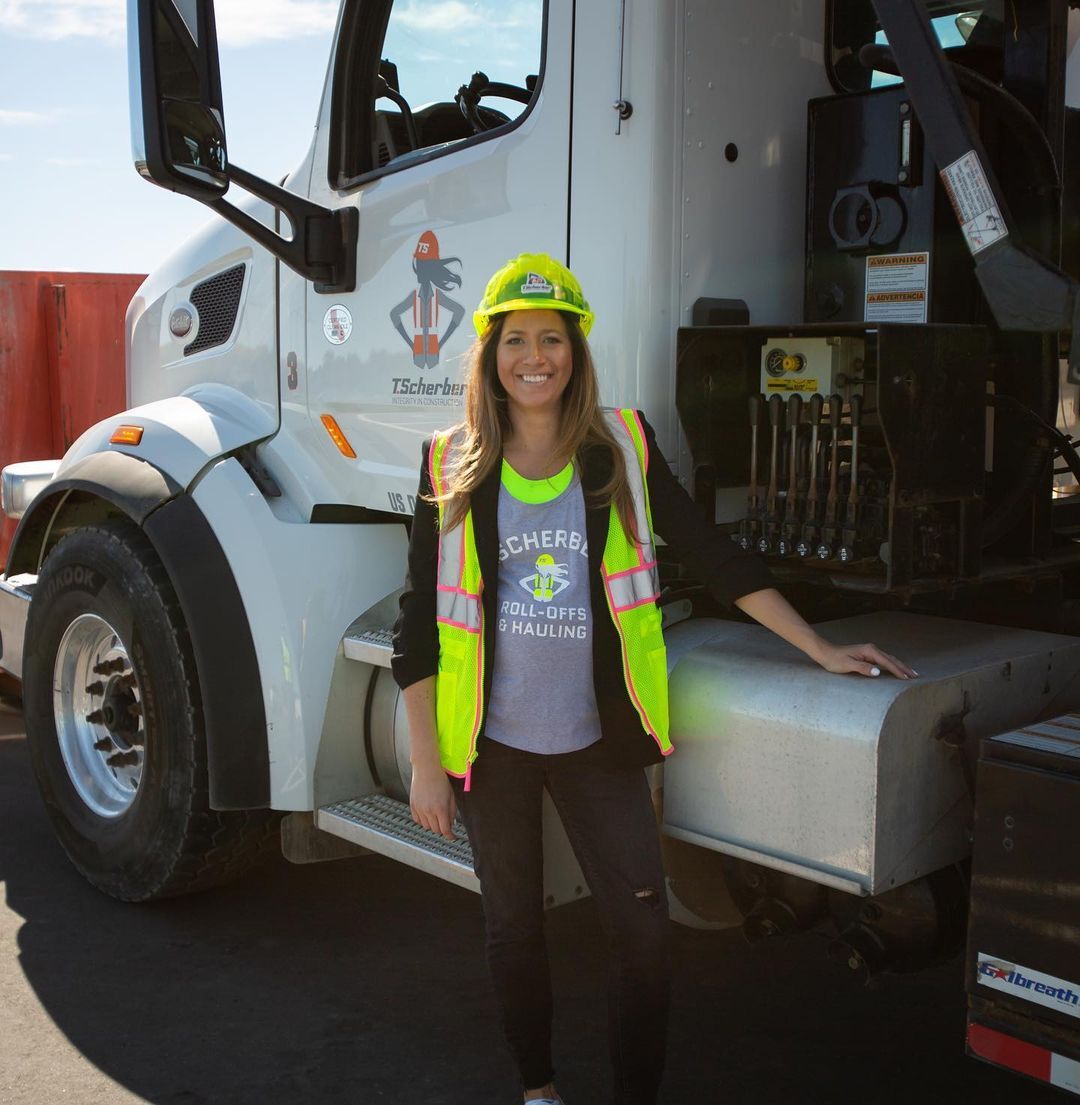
[185, 264, 246, 356]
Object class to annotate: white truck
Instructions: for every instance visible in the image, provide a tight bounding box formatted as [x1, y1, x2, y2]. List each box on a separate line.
[3, 0, 1080, 1094]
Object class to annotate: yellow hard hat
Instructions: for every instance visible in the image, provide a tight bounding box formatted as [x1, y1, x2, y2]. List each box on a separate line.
[473, 252, 594, 337]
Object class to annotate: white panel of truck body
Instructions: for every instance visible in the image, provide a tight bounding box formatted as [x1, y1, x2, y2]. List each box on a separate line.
[189, 457, 407, 810]
[569, 0, 830, 477]
[287, 2, 573, 521]
[567, 0, 681, 458]
[677, 1, 831, 326]
[126, 195, 280, 423]
[662, 612, 1080, 896]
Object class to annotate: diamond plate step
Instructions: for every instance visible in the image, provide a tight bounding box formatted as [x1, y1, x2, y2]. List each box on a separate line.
[343, 626, 394, 668]
[317, 793, 478, 893]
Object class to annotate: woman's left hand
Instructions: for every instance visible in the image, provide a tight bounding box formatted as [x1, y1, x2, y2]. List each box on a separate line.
[732, 588, 918, 681]
[815, 641, 917, 680]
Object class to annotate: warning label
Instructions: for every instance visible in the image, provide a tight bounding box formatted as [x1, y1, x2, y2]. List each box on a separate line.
[766, 378, 819, 393]
[864, 252, 929, 323]
[940, 151, 1008, 254]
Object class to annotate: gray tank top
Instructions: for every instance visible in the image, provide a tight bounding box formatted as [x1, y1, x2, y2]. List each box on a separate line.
[484, 459, 603, 754]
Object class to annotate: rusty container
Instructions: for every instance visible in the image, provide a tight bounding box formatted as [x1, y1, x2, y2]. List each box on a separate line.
[0, 271, 144, 567]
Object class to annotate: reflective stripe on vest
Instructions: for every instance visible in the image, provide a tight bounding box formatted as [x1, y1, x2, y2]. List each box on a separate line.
[430, 430, 485, 785]
[599, 409, 670, 754]
[430, 409, 671, 784]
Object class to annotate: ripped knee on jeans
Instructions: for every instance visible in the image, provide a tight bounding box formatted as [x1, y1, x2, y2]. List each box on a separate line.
[633, 887, 662, 908]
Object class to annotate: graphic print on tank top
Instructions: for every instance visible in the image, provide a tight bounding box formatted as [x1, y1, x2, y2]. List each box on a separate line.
[486, 466, 602, 754]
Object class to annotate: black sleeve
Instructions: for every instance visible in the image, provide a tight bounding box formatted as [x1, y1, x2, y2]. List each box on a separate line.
[391, 439, 440, 689]
[639, 411, 776, 608]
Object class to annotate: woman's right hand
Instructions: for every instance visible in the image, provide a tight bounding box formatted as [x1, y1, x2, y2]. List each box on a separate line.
[409, 760, 458, 841]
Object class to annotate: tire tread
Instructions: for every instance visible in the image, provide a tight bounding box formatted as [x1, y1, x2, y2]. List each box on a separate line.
[27, 519, 281, 902]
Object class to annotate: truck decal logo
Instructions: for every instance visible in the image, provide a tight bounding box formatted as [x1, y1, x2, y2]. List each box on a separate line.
[977, 954, 1080, 1020]
[390, 230, 465, 369]
[323, 304, 353, 345]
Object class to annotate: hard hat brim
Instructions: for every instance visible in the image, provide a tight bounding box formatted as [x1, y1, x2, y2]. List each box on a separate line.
[473, 298, 594, 337]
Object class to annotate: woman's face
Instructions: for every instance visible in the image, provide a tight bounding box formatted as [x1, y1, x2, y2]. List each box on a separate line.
[495, 309, 573, 417]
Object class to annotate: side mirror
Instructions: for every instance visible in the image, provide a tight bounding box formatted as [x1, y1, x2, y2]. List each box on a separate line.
[129, 0, 228, 199]
[128, 0, 357, 293]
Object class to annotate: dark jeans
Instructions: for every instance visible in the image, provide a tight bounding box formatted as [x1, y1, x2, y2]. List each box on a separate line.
[452, 737, 670, 1105]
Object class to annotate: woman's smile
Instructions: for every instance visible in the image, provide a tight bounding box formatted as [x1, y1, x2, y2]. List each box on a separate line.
[496, 309, 572, 411]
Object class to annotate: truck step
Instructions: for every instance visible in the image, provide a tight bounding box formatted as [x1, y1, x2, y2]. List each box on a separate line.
[342, 626, 394, 668]
[316, 793, 478, 893]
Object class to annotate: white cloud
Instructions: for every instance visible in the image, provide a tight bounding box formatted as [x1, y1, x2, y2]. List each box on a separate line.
[0, 0, 124, 41]
[392, 0, 535, 34]
[0, 107, 51, 125]
[216, 0, 338, 45]
[0, 0, 338, 45]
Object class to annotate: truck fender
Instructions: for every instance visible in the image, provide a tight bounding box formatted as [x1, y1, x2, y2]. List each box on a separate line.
[58, 383, 278, 492]
[5, 450, 181, 575]
[7, 382, 277, 574]
[142, 493, 270, 810]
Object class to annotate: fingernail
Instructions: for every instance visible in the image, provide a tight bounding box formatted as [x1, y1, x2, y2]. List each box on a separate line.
[870, 666, 881, 677]
[913, 670, 920, 676]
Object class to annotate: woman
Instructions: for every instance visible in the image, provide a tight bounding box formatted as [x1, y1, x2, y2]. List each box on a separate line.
[391, 253, 914, 1105]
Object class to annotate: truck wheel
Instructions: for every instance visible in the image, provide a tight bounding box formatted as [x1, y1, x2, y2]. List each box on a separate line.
[23, 519, 279, 901]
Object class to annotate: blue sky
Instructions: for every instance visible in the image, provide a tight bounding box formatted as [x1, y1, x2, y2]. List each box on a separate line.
[1, 0, 541, 275]
[1, 1, 341, 274]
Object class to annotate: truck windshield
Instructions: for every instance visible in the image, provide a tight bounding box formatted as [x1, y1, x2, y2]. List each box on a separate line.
[829, 1, 1004, 92]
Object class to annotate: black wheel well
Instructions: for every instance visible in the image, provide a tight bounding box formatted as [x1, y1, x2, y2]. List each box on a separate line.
[5, 450, 180, 577]
[8, 490, 129, 576]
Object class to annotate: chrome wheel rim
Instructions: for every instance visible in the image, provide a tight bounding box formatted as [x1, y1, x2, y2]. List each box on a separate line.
[53, 613, 144, 818]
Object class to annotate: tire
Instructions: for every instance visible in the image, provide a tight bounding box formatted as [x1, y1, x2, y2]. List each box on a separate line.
[23, 518, 280, 901]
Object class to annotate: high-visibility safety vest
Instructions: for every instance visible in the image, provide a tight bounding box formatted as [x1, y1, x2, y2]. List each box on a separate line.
[428, 408, 671, 788]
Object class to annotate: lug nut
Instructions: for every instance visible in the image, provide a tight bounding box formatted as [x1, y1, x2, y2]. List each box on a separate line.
[85, 681, 105, 695]
[106, 751, 139, 769]
[93, 737, 112, 752]
[86, 709, 105, 724]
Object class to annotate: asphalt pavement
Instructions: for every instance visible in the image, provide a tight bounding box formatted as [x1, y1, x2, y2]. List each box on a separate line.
[0, 695, 1061, 1105]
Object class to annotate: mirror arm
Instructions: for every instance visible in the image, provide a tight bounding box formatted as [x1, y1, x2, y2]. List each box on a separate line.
[207, 164, 358, 294]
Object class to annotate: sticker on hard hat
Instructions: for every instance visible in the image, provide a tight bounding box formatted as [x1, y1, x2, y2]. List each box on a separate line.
[323, 304, 353, 345]
[521, 272, 554, 294]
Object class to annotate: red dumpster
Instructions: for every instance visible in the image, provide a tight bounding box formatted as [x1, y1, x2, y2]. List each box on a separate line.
[0, 271, 144, 568]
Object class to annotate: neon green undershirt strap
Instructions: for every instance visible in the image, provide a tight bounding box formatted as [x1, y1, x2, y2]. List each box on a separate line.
[500, 459, 575, 504]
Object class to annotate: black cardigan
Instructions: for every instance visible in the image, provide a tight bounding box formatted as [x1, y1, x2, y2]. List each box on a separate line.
[391, 412, 775, 767]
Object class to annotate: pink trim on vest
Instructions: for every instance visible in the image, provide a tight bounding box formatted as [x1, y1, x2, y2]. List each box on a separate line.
[603, 560, 658, 581]
[436, 616, 482, 634]
[610, 593, 662, 614]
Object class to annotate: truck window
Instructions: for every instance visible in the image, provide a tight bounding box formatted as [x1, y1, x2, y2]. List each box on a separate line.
[329, 0, 544, 187]
[829, 1, 1003, 93]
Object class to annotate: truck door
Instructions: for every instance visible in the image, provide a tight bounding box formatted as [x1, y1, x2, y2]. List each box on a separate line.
[299, 0, 570, 519]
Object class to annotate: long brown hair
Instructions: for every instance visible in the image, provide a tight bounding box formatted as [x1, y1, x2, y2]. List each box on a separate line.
[430, 311, 639, 539]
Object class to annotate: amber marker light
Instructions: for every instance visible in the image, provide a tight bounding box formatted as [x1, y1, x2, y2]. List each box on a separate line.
[320, 414, 357, 459]
[110, 425, 144, 446]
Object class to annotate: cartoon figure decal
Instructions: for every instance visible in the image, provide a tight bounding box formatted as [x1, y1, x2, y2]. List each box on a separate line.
[521, 553, 570, 601]
[390, 231, 466, 368]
